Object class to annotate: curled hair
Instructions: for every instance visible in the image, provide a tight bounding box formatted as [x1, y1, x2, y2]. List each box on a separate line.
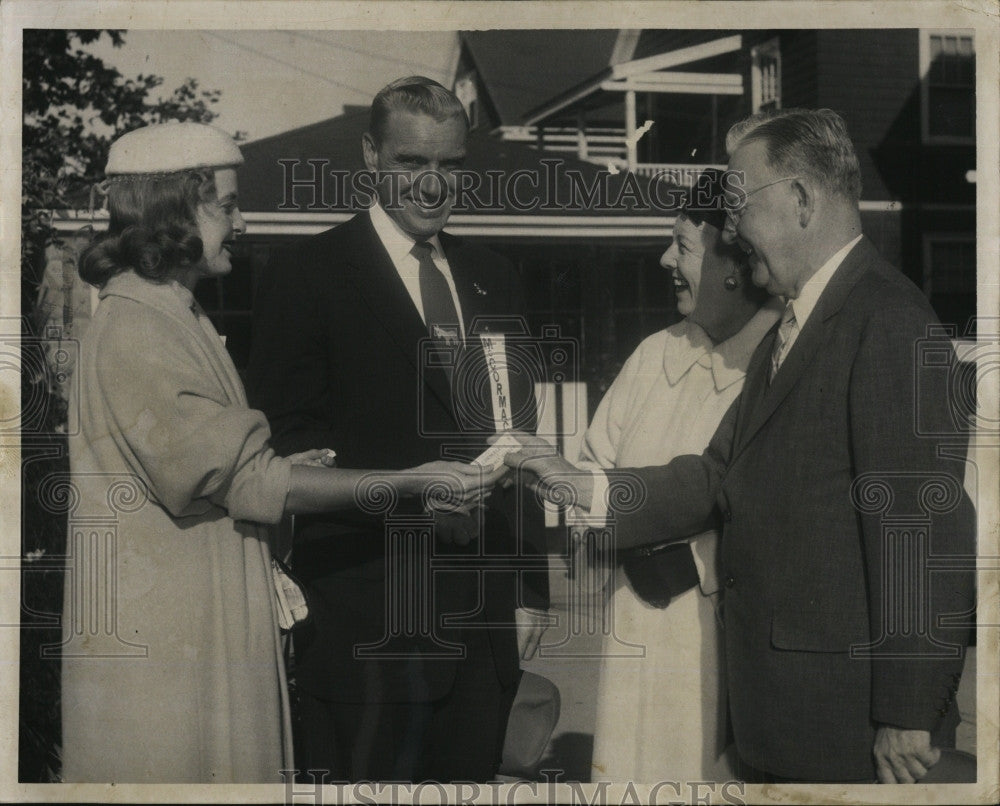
[682, 168, 732, 232]
[725, 108, 862, 202]
[681, 169, 755, 286]
[79, 170, 216, 287]
[369, 75, 469, 145]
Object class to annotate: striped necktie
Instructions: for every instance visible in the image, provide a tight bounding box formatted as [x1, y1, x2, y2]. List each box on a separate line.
[769, 302, 798, 382]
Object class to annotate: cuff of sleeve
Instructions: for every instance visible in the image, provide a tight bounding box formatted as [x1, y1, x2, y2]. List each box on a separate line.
[690, 530, 721, 595]
[568, 468, 609, 527]
[259, 453, 294, 525]
[872, 665, 965, 734]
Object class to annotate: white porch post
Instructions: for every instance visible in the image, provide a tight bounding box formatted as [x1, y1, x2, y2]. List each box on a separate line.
[625, 89, 637, 172]
[577, 110, 588, 161]
[710, 94, 718, 164]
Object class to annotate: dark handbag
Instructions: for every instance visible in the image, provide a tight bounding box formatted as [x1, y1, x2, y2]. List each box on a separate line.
[619, 540, 700, 609]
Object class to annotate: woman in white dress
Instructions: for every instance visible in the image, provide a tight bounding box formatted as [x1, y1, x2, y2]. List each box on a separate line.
[507, 170, 781, 782]
[60, 122, 495, 783]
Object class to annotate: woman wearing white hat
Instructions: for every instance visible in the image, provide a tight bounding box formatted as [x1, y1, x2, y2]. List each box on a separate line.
[60, 122, 496, 783]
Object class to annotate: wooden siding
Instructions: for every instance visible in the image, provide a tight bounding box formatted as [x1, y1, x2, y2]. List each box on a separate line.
[815, 29, 975, 206]
[778, 31, 819, 109]
[817, 29, 920, 201]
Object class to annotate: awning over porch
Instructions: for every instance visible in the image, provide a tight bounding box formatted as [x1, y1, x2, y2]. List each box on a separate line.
[522, 35, 745, 171]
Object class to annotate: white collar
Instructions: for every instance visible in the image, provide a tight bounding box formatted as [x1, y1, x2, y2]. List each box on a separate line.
[369, 202, 445, 265]
[788, 234, 862, 329]
[663, 297, 784, 392]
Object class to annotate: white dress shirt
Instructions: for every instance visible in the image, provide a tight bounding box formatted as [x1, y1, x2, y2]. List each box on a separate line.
[368, 202, 466, 338]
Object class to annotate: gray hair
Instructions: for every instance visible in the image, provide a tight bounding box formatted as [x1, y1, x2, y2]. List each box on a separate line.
[369, 76, 469, 144]
[725, 108, 862, 202]
[724, 108, 783, 156]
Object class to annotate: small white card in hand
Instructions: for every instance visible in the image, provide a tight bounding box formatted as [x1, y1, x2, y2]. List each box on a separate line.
[471, 432, 522, 472]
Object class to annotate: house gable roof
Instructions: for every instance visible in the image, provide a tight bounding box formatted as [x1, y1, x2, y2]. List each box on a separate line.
[460, 30, 620, 125]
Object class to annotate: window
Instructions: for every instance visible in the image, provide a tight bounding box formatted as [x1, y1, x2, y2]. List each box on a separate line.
[921, 30, 975, 143]
[750, 39, 781, 113]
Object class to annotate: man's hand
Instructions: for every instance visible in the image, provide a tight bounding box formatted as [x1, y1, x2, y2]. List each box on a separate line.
[525, 459, 595, 510]
[873, 726, 940, 783]
[498, 433, 594, 510]
[515, 607, 553, 661]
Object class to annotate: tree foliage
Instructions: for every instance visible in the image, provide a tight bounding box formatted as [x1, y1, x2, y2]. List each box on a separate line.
[21, 29, 224, 308]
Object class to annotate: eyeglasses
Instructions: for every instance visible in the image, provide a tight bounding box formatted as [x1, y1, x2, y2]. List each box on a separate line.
[725, 176, 801, 230]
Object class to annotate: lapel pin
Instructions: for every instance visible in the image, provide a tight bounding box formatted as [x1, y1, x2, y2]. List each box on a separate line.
[473, 282, 487, 296]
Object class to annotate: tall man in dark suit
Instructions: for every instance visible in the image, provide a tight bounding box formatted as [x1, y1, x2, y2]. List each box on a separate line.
[508, 108, 975, 784]
[247, 76, 549, 782]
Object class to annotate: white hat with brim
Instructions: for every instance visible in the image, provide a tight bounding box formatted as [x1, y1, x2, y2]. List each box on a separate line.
[105, 121, 244, 175]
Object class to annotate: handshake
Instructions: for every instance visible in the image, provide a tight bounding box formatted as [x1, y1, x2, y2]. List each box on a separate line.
[409, 433, 526, 546]
[414, 430, 592, 512]
[486, 430, 596, 511]
[417, 431, 596, 548]
[418, 430, 582, 511]
[287, 432, 589, 546]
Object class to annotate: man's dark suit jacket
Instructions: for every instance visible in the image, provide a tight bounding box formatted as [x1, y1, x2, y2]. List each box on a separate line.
[609, 237, 975, 781]
[246, 211, 548, 705]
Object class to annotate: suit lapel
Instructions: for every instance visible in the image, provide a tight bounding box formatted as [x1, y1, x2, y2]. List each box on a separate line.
[734, 238, 875, 457]
[442, 234, 496, 430]
[445, 236, 491, 326]
[344, 213, 454, 413]
[734, 329, 775, 452]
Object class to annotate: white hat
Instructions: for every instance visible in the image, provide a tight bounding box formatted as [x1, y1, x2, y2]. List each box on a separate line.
[105, 121, 244, 175]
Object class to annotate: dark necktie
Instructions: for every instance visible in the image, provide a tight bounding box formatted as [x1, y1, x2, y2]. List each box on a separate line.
[412, 240, 460, 342]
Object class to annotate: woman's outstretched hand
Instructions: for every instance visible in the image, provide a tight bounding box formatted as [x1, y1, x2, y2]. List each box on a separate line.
[287, 448, 338, 467]
[409, 460, 507, 513]
[495, 431, 595, 510]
